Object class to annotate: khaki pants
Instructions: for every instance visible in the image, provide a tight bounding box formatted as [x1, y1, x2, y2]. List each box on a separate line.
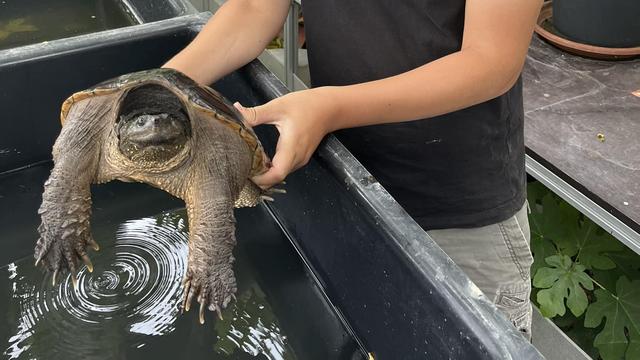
[427, 202, 533, 339]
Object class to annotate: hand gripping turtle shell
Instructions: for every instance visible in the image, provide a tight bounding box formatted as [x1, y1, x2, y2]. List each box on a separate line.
[34, 68, 278, 323]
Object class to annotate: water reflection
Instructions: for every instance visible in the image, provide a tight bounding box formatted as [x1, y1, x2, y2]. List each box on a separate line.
[215, 284, 291, 360]
[3, 210, 295, 360]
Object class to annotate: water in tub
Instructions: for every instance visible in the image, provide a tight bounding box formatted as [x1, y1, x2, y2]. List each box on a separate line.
[0, 0, 137, 50]
[0, 164, 365, 360]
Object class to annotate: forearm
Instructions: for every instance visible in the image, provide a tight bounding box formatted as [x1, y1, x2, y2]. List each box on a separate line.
[326, 0, 541, 131]
[163, 0, 290, 85]
[239, 0, 542, 188]
[328, 48, 523, 131]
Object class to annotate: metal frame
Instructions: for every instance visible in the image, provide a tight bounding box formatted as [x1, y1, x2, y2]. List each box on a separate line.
[283, 0, 302, 90]
[526, 155, 640, 255]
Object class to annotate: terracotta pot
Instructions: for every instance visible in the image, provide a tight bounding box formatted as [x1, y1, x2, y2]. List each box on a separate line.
[553, 0, 640, 48]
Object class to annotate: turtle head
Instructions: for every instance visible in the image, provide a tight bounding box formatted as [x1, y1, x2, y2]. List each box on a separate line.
[117, 84, 191, 163]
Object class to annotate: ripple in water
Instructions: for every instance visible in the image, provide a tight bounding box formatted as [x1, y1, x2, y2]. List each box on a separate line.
[3, 211, 294, 360]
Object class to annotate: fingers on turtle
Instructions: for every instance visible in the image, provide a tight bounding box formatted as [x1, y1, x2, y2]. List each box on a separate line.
[86, 236, 100, 252]
[66, 239, 93, 290]
[80, 254, 94, 273]
[63, 250, 80, 290]
[71, 272, 79, 289]
[34, 239, 44, 267]
[63, 244, 79, 272]
[47, 247, 65, 285]
[260, 184, 286, 202]
[181, 279, 191, 313]
[199, 301, 206, 324]
[75, 241, 94, 273]
[266, 187, 286, 195]
[34, 236, 52, 268]
[197, 289, 211, 325]
[34, 248, 44, 267]
[181, 273, 238, 323]
[182, 278, 199, 313]
[203, 302, 223, 323]
[51, 269, 59, 286]
[222, 294, 233, 309]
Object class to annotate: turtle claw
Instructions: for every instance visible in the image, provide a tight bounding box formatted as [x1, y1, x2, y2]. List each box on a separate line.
[184, 282, 197, 313]
[81, 254, 94, 273]
[181, 279, 192, 313]
[87, 238, 100, 252]
[199, 302, 206, 324]
[35, 216, 99, 288]
[267, 188, 286, 194]
[71, 273, 78, 290]
[180, 263, 236, 324]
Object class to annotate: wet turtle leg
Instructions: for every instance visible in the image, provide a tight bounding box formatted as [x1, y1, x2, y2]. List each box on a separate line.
[182, 180, 238, 324]
[34, 103, 108, 285]
[35, 160, 99, 286]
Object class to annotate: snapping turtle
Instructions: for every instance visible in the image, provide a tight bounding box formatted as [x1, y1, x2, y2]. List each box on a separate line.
[34, 68, 276, 323]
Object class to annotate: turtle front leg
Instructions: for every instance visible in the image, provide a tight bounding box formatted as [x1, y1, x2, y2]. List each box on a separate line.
[35, 158, 100, 286]
[182, 183, 238, 324]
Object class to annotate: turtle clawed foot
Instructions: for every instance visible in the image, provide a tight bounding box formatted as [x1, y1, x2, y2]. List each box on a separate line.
[261, 184, 286, 202]
[34, 228, 99, 287]
[180, 267, 237, 324]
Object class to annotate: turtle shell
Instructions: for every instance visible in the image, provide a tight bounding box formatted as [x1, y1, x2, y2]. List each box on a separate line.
[59, 68, 269, 176]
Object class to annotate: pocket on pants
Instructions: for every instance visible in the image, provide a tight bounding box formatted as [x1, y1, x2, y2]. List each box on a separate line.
[498, 211, 534, 282]
[495, 281, 533, 339]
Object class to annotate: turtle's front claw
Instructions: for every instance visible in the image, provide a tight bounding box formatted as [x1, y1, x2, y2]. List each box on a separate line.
[181, 263, 237, 324]
[34, 223, 98, 286]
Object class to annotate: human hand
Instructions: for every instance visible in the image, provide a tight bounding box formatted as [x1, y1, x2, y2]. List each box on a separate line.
[234, 87, 338, 189]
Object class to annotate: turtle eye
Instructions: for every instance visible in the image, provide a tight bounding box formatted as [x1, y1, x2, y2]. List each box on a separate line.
[136, 117, 146, 127]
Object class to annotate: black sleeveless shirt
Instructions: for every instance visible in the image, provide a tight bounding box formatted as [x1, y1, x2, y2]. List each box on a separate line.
[302, 0, 526, 229]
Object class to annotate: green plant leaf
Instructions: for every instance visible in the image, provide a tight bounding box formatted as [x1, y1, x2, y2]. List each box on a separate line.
[593, 269, 624, 297]
[552, 309, 581, 329]
[593, 247, 640, 294]
[574, 220, 624, 270]
[584, 277, 640, 360]
[527, 181, 549, 206]
[533, 255, 594, 317]
[531, 234, 557, 279]
[607, 248, 640, 282]
[527, 186, 580, 257]
[562, 314, 604, 360]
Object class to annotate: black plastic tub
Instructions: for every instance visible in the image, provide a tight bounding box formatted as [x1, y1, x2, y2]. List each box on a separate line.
[0, 0, 196, 51]
[0, 14, 543, 360]
[553, 0, 640, 48]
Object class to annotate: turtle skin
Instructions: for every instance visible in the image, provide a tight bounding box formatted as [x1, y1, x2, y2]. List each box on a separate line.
[34, 68, 274, 323]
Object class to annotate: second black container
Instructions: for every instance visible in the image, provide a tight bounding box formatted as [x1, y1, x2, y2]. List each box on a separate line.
[553, 0, 640, 48]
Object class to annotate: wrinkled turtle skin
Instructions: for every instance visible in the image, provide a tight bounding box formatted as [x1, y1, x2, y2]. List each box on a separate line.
[34, 68, 275, 323]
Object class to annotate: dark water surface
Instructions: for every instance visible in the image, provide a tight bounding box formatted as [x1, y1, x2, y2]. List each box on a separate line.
[0, 164, 365, 360]
[0, 0, 137, 50]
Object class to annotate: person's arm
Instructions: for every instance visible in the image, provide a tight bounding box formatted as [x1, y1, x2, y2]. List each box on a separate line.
[237, 0, 543, 188]
[163, 0, 291, 85]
